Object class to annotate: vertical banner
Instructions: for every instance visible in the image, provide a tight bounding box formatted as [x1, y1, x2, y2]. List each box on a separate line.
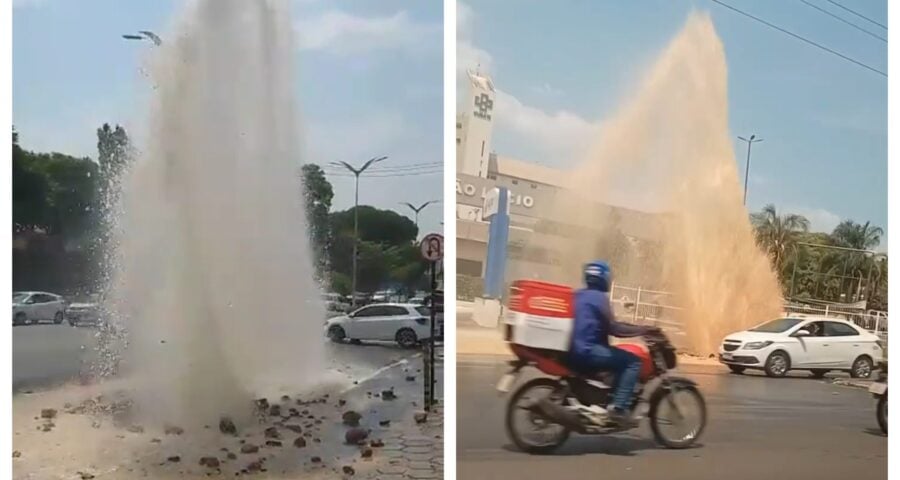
[483, 187, 510, 299]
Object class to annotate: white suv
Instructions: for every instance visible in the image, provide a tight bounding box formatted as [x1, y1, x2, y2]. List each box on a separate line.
[719, 316, 883, 379]
[325, 303, 444, 348]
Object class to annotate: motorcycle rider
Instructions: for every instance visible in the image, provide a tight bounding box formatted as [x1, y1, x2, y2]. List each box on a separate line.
[567, 260, 658, 426]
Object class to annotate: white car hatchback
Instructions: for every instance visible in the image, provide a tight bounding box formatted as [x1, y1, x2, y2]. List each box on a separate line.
[325, 303, 443, 348]
[13, 291, 67, 326]
[719, 316, 883, 379]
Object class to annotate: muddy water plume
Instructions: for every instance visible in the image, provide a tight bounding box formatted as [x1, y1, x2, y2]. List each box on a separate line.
[516, 13, 783, 354]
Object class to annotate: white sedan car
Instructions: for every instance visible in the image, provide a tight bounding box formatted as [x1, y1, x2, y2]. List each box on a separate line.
[325, 303, 443, 348]
[13, 291, 67, 326]
[719, 316, 883, 378]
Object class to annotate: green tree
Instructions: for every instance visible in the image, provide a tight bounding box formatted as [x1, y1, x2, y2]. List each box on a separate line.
[831, 220, 883, 251]
[328, 206, 422, 293]
[750, 204, 810, 280]
[330, 206, 418, 246]
[300, 164, 334, 277]
[12, 129, 50, 230]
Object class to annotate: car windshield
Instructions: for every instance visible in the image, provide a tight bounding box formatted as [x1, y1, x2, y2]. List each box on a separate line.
[13, 293, 28, 303]
[750, 318, 803, 333]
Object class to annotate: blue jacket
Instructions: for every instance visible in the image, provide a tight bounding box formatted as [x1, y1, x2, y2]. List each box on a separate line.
[569, 288, 647, 360]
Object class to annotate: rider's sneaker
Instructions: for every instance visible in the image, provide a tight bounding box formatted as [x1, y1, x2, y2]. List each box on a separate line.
[606, 407, 638, 428]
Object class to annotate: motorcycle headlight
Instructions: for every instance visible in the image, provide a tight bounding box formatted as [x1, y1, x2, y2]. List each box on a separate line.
[744, 341, 773, 350]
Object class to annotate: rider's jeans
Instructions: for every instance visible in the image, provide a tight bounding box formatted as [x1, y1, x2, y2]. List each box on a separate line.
[574, 345, 642, 412]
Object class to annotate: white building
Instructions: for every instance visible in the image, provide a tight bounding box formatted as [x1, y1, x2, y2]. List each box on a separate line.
[456, 71, 663, 288]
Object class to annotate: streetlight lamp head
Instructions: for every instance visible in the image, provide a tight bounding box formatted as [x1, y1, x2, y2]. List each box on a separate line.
[750, 134, 756, 141]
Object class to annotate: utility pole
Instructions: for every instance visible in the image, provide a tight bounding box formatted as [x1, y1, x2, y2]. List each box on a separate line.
[401, 200, 440, 234]
[737, 134, 763, 206]
[330, 156, 388, 306]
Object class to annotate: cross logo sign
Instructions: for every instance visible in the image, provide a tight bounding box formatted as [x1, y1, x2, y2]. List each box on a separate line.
[473, 93, 493, 120]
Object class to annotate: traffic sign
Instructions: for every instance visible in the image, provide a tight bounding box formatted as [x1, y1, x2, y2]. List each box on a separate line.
[420, 233, 444, 262]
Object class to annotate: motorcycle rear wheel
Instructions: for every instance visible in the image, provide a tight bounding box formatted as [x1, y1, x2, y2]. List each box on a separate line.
[505, 378, 571, 454]
[648, 383, 706, 449]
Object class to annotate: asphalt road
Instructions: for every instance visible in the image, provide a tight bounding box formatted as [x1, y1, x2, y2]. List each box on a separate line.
[12, 324, 431, 392]
[458, 356, 886, 480]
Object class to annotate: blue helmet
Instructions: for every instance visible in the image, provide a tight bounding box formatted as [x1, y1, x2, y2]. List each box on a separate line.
[584, 260, 612, 291]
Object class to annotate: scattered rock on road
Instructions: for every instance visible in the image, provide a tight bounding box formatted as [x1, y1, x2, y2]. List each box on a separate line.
[240, 444, 260, 454]
[167, 456, 180, 463]
[265, 440, 282, 447]
[12, 451, 21, 458]
[164, 425, 184, 436]
[285, 424, 303, 434]
[345, 428, 369, 445]
[370, 439, 384, 448]
[264, 427, 280, 439]
[126, 425, 144, 434]
[342, 465, 355, 476]
[414, 412, 428, 424]
[379, 420, 390, 427]
[360, 447, 373, 458]
[199, 456, 220, 468]
[219, 417, 237, 436]
[342, 411, 361, 427]
[311, 456, 322, 464]
[268, 405, 281, 417]
[293, 437, 307, 448]
[77, 472, 95, 480]
[405, 375, 416, 382]
[40, 409, 57, 419]
[382, 389, 396, 401]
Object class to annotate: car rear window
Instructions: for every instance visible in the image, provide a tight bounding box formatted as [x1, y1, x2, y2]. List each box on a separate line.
[825, 321, 859, 337]
[415, 307, 431, 317]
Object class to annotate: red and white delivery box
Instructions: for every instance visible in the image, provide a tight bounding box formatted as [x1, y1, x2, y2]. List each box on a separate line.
[504, 280, 575, 352]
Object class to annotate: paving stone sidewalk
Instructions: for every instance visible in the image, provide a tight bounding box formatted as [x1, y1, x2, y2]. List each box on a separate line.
[362, 404, 444, 480]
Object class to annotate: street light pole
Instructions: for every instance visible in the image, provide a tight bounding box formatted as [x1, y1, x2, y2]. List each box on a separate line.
[331, 156, 388, 306]
[737, 134, 763, 206]
[401, 200, 440, 233]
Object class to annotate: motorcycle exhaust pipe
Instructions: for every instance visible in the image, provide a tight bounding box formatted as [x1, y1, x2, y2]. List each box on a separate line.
[536, 398, 585, 432]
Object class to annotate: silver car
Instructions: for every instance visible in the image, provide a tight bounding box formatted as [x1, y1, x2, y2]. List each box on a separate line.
[13, 291, 67, 325]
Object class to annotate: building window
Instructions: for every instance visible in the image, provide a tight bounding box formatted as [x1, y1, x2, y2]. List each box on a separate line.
[457, 138, 461, 144]
[456, 123, 462, 129]
[458, 259, 483, 277]
[481, 141, 485, 157]
[531, 183, 537, 189]
[512, 179, 519, 185]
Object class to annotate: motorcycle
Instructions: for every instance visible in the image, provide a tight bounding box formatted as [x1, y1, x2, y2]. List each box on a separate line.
[498, 330, 706, 454]
[869, 360, 887, 434]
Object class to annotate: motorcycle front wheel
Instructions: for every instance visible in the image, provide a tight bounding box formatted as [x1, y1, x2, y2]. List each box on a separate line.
[877, 394, 887, 434]
[648, 383, 707, 449]
[505, 378, 571, 454]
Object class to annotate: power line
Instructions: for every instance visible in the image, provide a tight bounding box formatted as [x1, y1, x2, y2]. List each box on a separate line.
[824, 0, 886, 30]
[799, 0, 886, 42]
[711, 0, 886, 77]
[323, 169, 441, 178]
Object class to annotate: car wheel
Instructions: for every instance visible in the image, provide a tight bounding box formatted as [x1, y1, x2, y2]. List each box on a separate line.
[765, 351, 790, 378]
[728, 365, 745, 374]
[850, 356, 874, 379]
[810, 369, 828, 379]
[396, 328, 418, 348]
[13, 313, 26, 326]
[328, 325, 346, 343]
[54, 311, 64, 324]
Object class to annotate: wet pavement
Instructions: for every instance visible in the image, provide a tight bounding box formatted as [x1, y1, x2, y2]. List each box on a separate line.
[13, 341, 443, 479]
[13, 324, 416, 392]
[458, 356, 886, 480]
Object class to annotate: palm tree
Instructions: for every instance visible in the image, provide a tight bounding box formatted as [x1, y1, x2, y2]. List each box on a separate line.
[831, 220, 883, 250]
[750, 204, 810, 280]
[828, 220, 884, 302]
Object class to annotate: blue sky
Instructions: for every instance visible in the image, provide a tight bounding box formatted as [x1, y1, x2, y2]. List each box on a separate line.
[459, 0, 887, 250]
[12, 0, 444, 236]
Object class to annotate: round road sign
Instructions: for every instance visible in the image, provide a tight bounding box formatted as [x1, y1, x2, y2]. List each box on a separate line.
[420, 233, 444, 262]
